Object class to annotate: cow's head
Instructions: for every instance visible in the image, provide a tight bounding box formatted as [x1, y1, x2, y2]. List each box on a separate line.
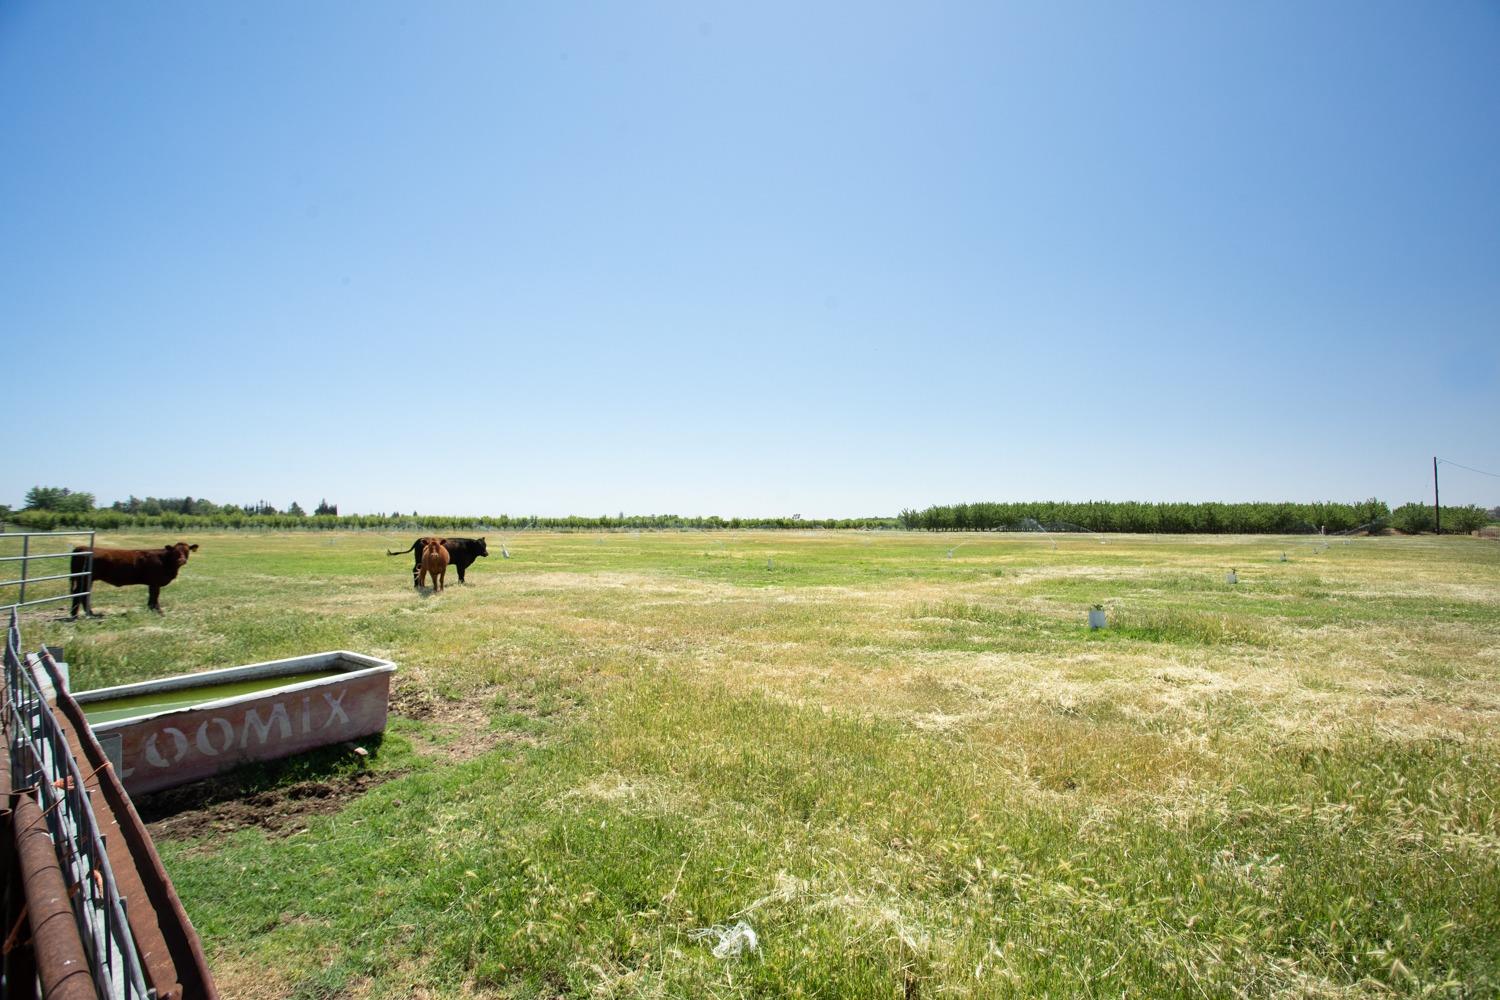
[165, 542, 199, 566]
[475, 537, 489, 558]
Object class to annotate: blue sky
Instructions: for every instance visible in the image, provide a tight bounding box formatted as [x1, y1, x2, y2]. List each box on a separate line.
[3, 2, 1496, 516]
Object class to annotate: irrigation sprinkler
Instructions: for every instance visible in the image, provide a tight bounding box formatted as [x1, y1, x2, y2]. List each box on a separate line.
[1088, 605, 1107, 630]
[1226, 569, 1238, 585]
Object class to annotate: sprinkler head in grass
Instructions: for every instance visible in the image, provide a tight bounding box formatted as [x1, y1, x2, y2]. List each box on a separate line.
[766, 557, 773, 570]
[1088, 605, 1107, 630]
[1226, 569, 1238, 585]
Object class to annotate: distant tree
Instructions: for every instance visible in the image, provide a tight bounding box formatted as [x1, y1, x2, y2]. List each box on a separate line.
[23, 487, 57, 510]
[1388, 503, 1433, 534]
[288, 501, 306, 517]
[315, 499, 338, 516]
[24, 486, 96, 512]
[1443, 505, 1490, 534]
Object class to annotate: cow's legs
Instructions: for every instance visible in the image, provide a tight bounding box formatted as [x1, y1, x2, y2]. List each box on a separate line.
[147, 585, 162, 613]
[70, 553, 99, 618]
[74, 589, 101, 618]
[412, 551, 422, 588]
[456, 564, 466, 583]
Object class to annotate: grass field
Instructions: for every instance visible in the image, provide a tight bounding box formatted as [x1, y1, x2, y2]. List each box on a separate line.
[10, 530, 1500, 998]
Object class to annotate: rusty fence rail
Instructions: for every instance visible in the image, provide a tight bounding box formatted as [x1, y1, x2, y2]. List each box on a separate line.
[0, 530, 96, 612]
[5, 609, 152, 999]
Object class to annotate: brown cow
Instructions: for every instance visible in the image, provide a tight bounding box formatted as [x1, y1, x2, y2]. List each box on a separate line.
[419, 538, 449, 592]
[70, 542, 199, 617]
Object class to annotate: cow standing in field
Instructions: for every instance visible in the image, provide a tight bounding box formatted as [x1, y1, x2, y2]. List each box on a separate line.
[387, 536, 488, 587]
[70, 542, 199, 617]
[419, 538, 450, 592]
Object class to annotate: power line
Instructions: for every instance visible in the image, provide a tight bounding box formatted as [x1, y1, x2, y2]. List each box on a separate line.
[1436, 457, 1500, 480]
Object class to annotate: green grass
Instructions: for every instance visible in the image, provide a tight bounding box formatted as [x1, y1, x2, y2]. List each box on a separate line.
[12, 530, 1500, 998]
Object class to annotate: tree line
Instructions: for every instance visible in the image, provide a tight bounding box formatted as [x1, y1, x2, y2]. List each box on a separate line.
[106, 495, 338, 517]
[3, 508, 901, 533]
[2, 490, 896, 531]
[897, 499, 1494, 534]
[3, 486, 1493, 534]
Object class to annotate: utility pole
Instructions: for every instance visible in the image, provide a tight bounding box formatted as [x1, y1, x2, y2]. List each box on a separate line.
[1433, 456, 1440, 535]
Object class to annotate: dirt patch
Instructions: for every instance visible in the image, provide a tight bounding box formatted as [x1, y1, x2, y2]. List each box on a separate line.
[406, 697, 544, 766]
[138, 769, 392, 842]
[389, 683, 441, 720]
[137, 686, 558, 843]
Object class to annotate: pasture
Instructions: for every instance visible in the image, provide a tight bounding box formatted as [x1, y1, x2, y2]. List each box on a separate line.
[16, 530, 1500, 998]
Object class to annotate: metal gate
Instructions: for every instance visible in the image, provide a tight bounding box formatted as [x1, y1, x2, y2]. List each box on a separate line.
[1, 530, 215, 998]
[0, 529, 95, 616]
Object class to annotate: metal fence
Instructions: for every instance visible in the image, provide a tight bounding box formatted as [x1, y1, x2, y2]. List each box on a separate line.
[4, 529, 153, 1000]
[0, 529, 95, 614]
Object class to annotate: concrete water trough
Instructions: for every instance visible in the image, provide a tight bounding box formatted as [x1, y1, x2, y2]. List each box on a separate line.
[74, 651, 397, 796]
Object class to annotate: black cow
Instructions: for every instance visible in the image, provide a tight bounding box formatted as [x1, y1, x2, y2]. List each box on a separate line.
[71, 542, 199, 617]
[387, 536, 488, 587]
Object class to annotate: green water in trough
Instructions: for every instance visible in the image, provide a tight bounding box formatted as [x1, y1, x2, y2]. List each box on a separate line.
[81, 670, 344, 725]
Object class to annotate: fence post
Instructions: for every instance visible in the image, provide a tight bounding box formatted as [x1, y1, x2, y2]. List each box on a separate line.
[85, 530, 95, 610]
[18, 534, 29, 606]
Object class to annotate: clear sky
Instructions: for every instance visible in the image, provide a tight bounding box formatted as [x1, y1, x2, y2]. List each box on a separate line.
[3, 2, 1497, 517]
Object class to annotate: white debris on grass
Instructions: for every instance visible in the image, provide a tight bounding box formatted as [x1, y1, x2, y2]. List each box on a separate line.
[688, 920, 759, 959]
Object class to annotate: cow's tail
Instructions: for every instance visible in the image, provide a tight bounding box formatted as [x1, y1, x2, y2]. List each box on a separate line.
[386, 541, 418, 556]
